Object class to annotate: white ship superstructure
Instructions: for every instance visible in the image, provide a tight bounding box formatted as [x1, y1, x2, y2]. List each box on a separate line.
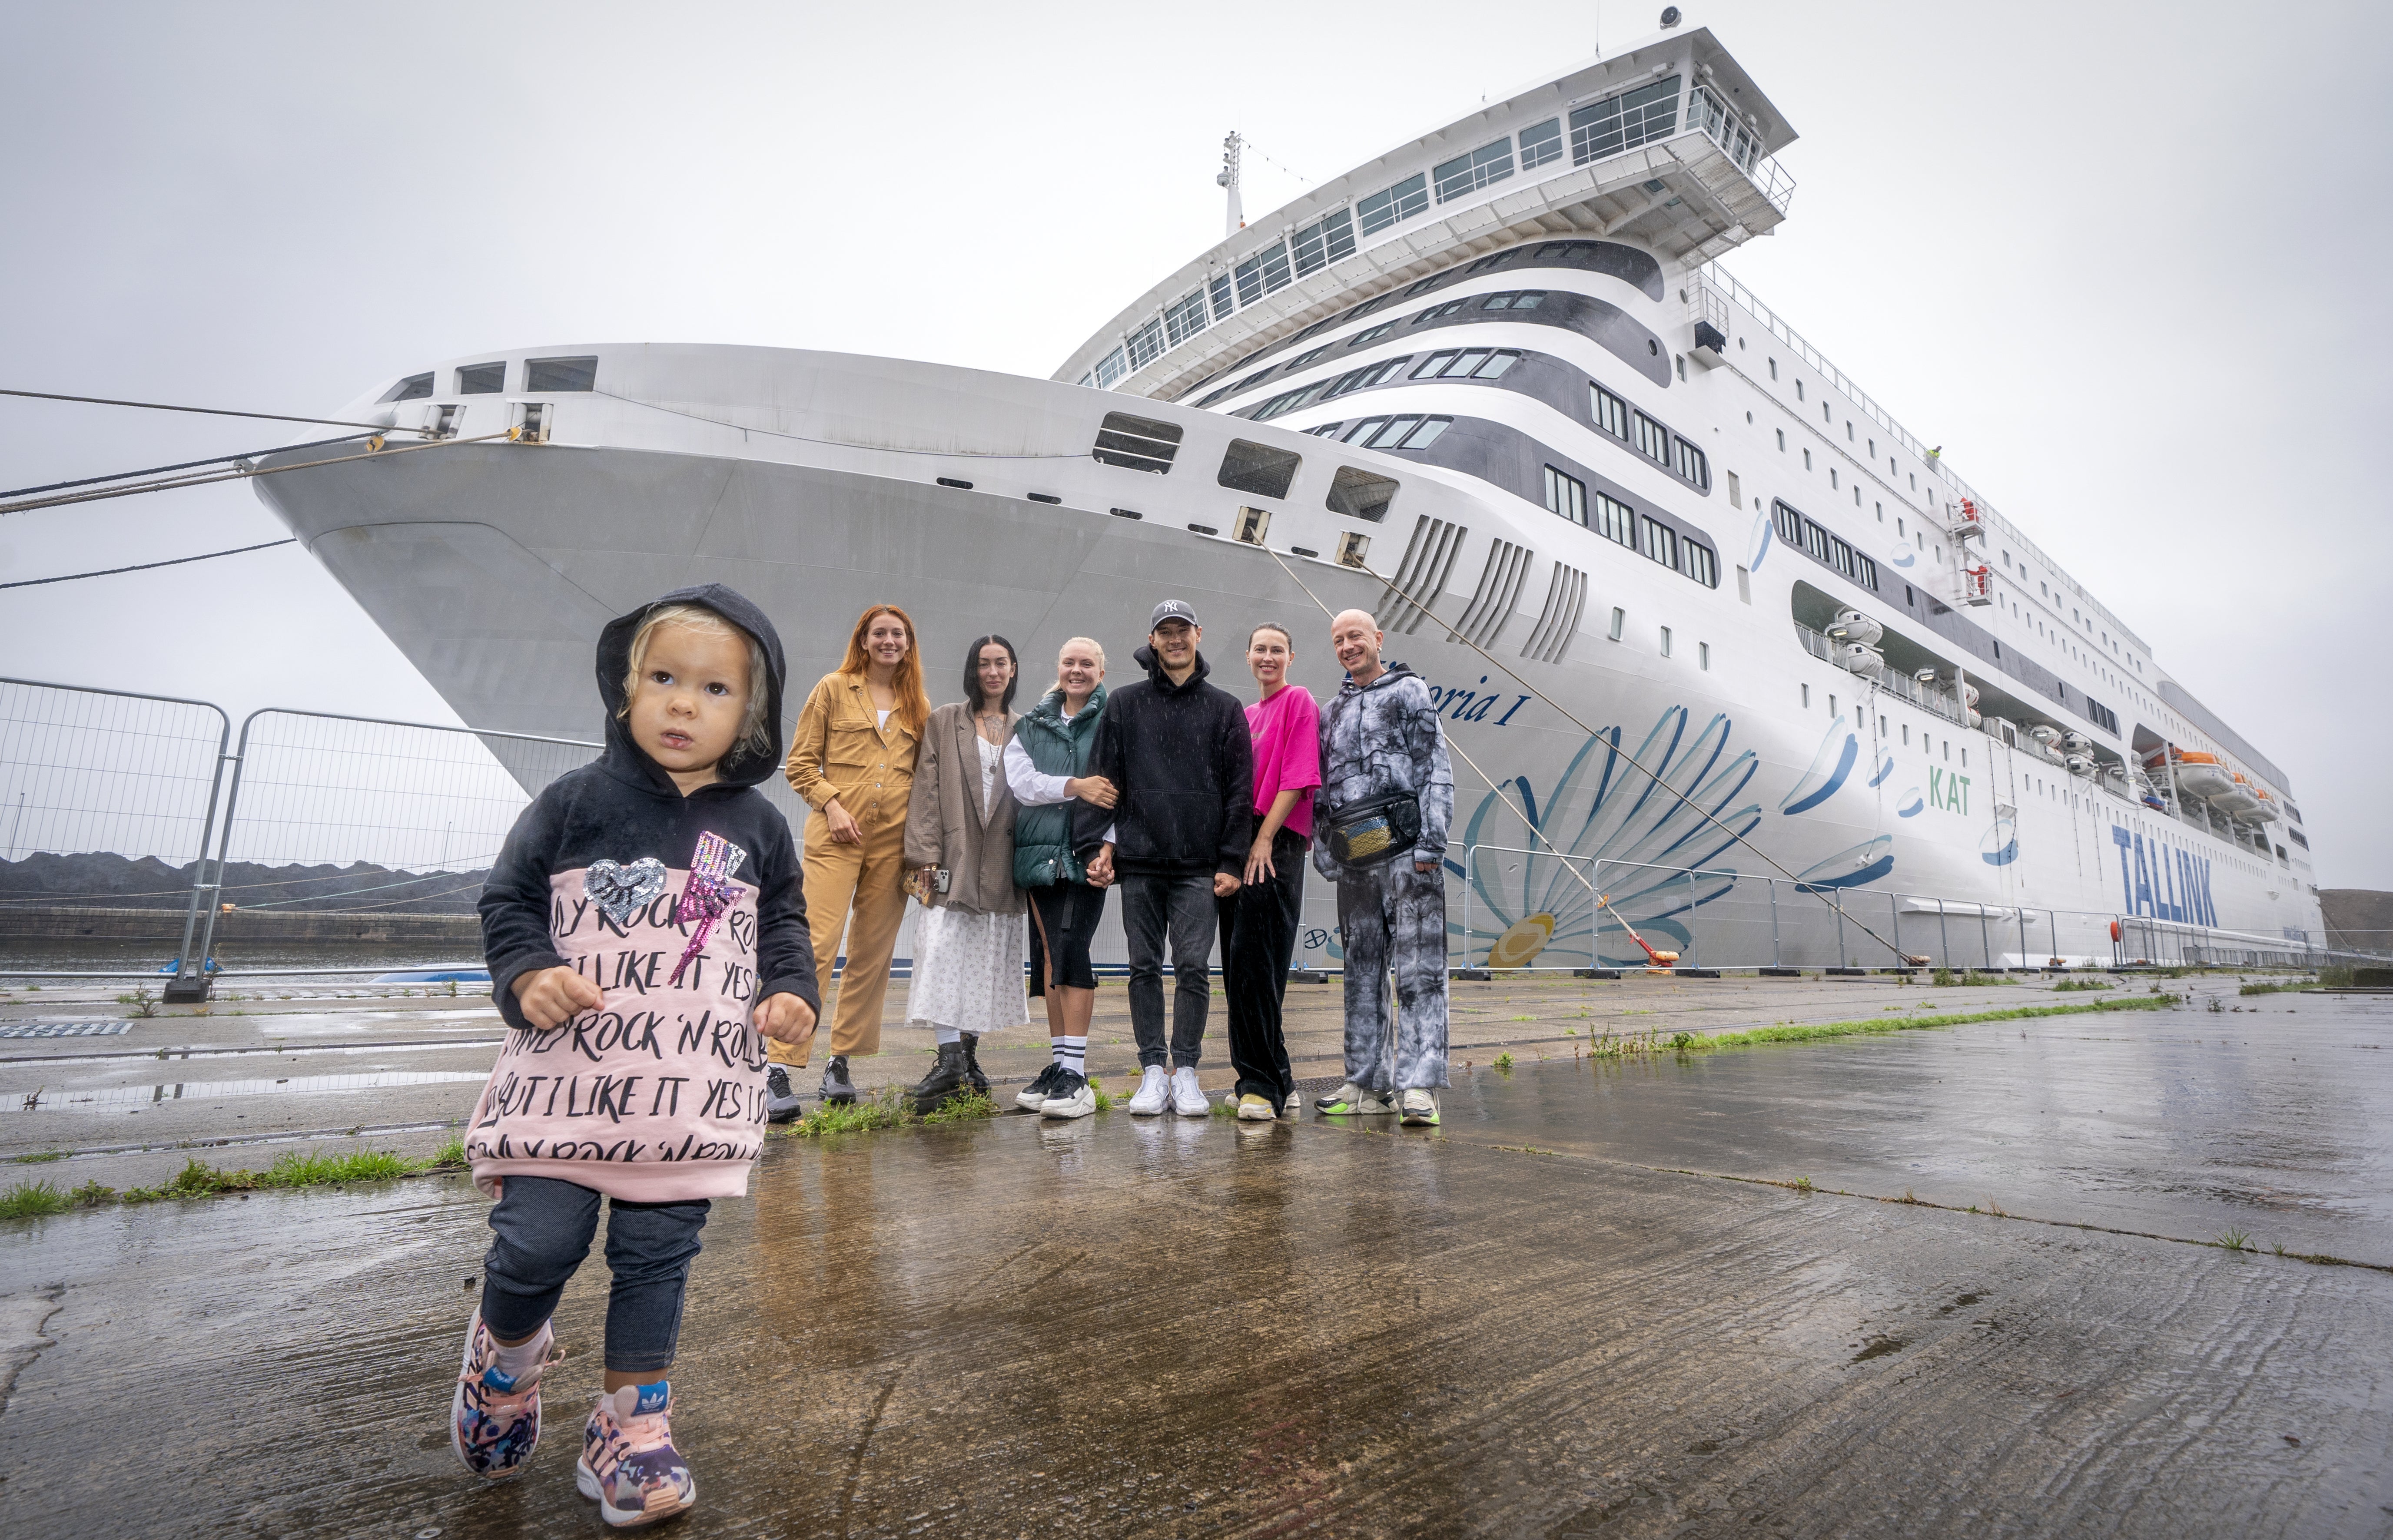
[253, 20, 2325, 969]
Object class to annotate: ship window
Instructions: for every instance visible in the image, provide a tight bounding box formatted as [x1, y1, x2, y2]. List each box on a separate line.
[1680, 541, 1718, 588]
[1673, 437, 1709, 488]
[1660, 626, 1673, 658]
[524, 355, 597, 392]
[1125, 318, 1165, 372]
[1640, 517, 1677, 569]
[1634, 413, 1669, 462]
[1218, 440, 1302, 500]
[1414, 351, 1459, 379]
[1364, 415, 1424, 448]
[1340, 418, 1384, 443]
[1481, 290, 1547, 311]
[1350, 321, 1397, 346]
[1467, 252, 1507, 274]
[1413, 300, 1467, 324]
[1194, 385, 1236, 409]
[1406, 276, 1444, 298]
[1570, 76, 1681, 164]
[1520, 116, 1563, 169]
[1327, 466, 1400, 523]
[1473, 350, 1520, 378]
[1092, 411, 1182, 474]
[1434, 137, 1516, 203]
[1610, 607, 1626, 642]
[456, 362, 505, 395]
[1234, 241, 1293, 307]
[1094, 347, 1128, 388]
[1291, 346, 1331, 368]
[1208, 274, 1236, 322]
[1356, 173, 1429, 236]
[1304, 422, 1344, 437]
[1543, 465, 1588, 526]
[1165, 288, 1211, 347]
[381, 371, 434, 403]
[1591, 384, 1628, 439]
[1593, 492, 1634, 547]
[1291, 208, 1356, 278]
[1397, 416, 1450, 449]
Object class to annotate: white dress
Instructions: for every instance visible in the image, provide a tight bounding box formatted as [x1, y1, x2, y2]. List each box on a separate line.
[907, 735, 1029, 1036]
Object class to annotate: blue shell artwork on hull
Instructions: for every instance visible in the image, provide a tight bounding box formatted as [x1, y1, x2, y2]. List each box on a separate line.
[1446, 705, 1761, 970]
[1980, 817, 2020, 867]
[1794, 835, 1894, 891]
[1780, 714, 1859, 816]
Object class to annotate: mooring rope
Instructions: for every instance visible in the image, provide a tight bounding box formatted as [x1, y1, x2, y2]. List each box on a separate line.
[0, 429, 520, 517]
[0, 537, 297, 590]
[0, 387, 422, 434]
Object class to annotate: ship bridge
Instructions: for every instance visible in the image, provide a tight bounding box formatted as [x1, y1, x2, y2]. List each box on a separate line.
[1057, 23, 1796, 408]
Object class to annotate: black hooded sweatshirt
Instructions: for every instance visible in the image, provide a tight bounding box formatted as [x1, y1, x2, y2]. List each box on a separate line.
[471, 583, 817, 1202]
[1086, 646, 1255, 878]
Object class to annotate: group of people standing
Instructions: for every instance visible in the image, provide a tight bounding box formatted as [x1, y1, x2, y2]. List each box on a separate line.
[766, 595, 1457, 1129]
[449, 583, 1458, 1525]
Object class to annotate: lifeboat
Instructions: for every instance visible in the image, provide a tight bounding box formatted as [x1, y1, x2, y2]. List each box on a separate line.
[2060, 730, 2091, 755]
[2171, 751, 2234, 800]
[2245, 789, 2281, 824]
[2211, 772, 2261, 818]
[2030, 725, 2062, 747]
[1835, 641, 1885, 677]
[2064, 753, 2095, 777]
[1825, 608, 1882, 647]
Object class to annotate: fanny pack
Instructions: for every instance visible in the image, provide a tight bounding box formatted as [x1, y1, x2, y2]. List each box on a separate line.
[1321, 791, 1422, 868]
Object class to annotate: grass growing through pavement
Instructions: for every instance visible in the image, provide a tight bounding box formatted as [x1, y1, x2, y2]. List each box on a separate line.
[1680, 994, 2174, 1053]
[790, 1088, 915, 1137]
[920, 1090, 999, 1125]
[2237, 980, 2313, 997]
[2051, 978, 2111, 991]
[0, 1136, 471, 1220]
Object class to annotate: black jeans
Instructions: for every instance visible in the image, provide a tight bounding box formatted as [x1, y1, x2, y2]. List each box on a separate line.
[1219, 829, 1305, 1107]
[1120, 869, 1218, 1068]
[479, 1175, 710, 1374]
[1027, 879, 1109, 995]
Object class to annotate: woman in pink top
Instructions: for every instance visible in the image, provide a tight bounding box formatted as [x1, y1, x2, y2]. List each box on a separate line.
[1219, 622, 1322, 1120]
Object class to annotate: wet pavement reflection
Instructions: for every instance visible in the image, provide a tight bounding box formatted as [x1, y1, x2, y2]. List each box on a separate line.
[1, 991, 2387, 1537]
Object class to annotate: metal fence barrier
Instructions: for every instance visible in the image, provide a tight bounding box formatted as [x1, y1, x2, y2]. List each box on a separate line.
[0, 675, 2367, 994]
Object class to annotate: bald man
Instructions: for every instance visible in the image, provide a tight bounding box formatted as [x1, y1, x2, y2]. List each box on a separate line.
[1312, 609, 1454, 1125]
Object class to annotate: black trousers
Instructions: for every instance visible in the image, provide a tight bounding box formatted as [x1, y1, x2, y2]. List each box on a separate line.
[1219, 828, 1306, 1108]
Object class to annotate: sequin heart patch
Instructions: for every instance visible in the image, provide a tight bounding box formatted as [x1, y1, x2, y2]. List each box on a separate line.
[585, 858, 667, 929]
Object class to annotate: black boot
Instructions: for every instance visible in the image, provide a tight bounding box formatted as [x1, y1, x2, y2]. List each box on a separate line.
[763, 1065, 804, 1123]
[820, 1054, 856, 1106]
[909, 1041, 969, 1114]
[960, 1033, 990, 1096]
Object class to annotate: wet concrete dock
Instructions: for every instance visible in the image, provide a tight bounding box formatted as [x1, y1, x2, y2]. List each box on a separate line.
[3, 977, 2389, 1536]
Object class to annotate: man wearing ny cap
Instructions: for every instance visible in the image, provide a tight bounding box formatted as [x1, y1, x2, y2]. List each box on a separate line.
[1085, 600, 1255, 1116]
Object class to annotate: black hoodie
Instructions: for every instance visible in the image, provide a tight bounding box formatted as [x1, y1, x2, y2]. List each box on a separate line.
[470, 583, 817, 1202]
[1086, 646, 1255, 878]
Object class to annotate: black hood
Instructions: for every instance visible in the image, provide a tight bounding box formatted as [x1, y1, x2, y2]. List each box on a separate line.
[1131, 644, 1213, 695]
[595, 583, 788, 794]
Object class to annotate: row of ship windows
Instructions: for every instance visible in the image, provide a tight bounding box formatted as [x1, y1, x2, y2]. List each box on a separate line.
[1203, 291, 1553, 406]
[1544, 466, 1719, 588]
[1773, 500, 1879, 593]
[1236, 333, 1711, 497]
[380, 355, 599, 401]
[1084, 76, 1692, 390]
[1088, 411, 1404, 523]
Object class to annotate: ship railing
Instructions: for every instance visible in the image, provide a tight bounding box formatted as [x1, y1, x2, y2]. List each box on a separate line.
[1700, 264, 2147, 656]
[1790, 622, 1967, 725]
[1686, 86, 1796, 215]
[1449, 844, 2352, 975]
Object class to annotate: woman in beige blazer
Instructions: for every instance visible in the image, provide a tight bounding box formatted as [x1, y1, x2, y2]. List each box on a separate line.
[901, 634, 1029, 1110]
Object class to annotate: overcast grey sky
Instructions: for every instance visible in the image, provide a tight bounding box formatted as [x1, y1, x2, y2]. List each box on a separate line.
[2, 0, 2387, 887]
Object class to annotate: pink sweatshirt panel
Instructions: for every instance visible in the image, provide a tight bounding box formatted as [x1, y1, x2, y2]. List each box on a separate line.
[467, 864, 770, 1203]
[1246, 685, 1323, 840]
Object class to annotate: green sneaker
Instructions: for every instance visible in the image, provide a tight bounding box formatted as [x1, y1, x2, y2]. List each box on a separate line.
[1315, 1084, 1393, 1115]
[1398, 1090, 1440, 1126]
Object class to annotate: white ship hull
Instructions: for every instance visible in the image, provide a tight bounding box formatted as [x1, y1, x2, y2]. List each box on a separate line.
[256, 26, 2324, 969]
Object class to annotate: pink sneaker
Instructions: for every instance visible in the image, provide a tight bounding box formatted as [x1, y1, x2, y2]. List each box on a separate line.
[449, 1313, 554, 1480]
[577, 1381, 696, 1527]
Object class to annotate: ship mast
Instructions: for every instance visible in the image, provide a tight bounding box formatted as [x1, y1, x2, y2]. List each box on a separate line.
[1217, 132, 1245, 236]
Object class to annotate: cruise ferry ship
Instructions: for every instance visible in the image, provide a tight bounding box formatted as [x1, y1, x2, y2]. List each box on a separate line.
[253, 18, 2326, 971]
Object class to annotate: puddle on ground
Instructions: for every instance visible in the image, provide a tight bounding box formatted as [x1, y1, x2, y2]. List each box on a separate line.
[10, 1070, 489, 1112]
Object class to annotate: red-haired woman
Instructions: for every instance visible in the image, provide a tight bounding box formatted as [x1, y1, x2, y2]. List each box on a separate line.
[768, 604, 932, 1116]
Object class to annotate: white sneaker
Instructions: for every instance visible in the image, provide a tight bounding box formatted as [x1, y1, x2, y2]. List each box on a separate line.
[1399, 1089, 1440, 1126]
[1171, 1066, 1208, 1117]
[1039, 1070, 1096, 1120]
[1279, 1091, 1302, 1121]
[1127, 1065, 1169, 1116]
[1236, 1093, 1277, 1122]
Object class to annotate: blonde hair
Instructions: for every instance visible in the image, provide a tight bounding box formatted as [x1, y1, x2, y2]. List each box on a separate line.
[835, 604, 930, 737]
[621, 604, 773, 759]
[1055, 635, 1106, 690]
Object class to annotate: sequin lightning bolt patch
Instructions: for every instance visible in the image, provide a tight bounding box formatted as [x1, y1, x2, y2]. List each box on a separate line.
[667, 831, 748, 987]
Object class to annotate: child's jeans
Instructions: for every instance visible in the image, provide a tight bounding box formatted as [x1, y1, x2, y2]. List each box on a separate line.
[478, 1175, 710, 1374]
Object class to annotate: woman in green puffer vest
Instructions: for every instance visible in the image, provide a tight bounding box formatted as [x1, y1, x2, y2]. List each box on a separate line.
[1000, 637, 1118, 1119]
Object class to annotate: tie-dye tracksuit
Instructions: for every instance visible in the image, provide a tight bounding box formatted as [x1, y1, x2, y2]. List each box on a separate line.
[1313, 662, 1455, 1093]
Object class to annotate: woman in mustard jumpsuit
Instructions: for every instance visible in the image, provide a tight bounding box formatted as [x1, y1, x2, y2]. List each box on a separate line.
[766, 603, 932, 1112]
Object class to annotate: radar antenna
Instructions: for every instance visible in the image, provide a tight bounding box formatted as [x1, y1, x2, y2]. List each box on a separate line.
[1217, 132, 1245, 236]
